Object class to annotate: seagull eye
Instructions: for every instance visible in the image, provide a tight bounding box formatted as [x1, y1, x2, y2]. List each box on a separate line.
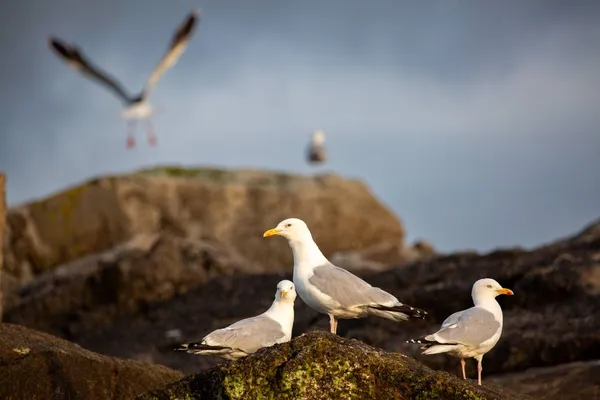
[486, 284, 493, 289]
[285, 223, 292, 228]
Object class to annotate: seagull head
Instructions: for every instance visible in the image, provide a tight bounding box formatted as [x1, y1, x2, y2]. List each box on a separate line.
[312, 130, 325, 145]
[276, 280, 297, 303]
[263, 218, 313, 242]
[472, 278, 514, 302]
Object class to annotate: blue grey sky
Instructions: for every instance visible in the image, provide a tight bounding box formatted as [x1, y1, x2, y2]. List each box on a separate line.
[1, 0, 599, 252]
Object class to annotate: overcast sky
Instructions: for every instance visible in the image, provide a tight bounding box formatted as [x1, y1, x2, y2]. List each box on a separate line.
[1, 0, 599, 252]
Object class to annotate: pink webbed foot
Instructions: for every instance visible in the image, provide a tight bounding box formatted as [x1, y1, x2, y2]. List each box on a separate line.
[126, 136, 136, 149]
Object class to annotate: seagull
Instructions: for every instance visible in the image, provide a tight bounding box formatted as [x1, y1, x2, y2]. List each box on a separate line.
[306, 129, 327, 164]
[263, 218, 427, 335]
[48, 10, 200, 149]
[175, 280, 296, 360]
[406, 278, 514, 386]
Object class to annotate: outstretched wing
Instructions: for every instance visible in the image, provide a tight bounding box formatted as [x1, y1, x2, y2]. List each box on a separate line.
[142, 10, 200, 98]
[48, 37, 134, 104]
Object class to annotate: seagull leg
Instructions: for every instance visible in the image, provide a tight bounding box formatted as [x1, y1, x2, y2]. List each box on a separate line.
[328, 314, 338, 334]
[146, 120, 157, 147]
[460, 359, 466, 380]
[476, 357, 483, 386]
[126, 121, 137, 149]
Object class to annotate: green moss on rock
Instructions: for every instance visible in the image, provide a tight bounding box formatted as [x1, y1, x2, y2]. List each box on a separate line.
[138, 332, 527, 400]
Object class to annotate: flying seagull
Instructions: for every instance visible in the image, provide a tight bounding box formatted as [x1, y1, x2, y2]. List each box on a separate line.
[306, 129, 327, 164]
[407, 278, 514, 386]
[48, 10, 200, 149]
[263, 218, 427, 334]
[175, 280, 296, 360]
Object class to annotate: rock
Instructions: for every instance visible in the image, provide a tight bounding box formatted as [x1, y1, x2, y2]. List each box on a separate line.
[4, 166, 405, 285]
[4, 233, 256, 337]
[138, 332, 526, 400]
[0, 172, 5, 320]
[68, 219, 600, 391]
[488, 360, 600, 400]
[0, 323, 183, 400]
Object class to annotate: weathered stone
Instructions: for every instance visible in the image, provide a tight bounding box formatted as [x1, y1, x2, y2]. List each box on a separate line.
[0, 172, 5, 321]
[0, 323, 183, 400]
[4, 167, 405, 285]
[138, 332, 526, 400]
[70, 219, 600, 389]
[4, 233, 256, 337]
[489, 360, 600, 400]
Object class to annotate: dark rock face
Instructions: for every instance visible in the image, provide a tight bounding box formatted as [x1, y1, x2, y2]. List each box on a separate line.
[138, 332, 526, 400]
[0, 323, 183, 400]
[4, 233, 255, 337]
[64, 221, 600, 400]
[489, 360, 600, 400]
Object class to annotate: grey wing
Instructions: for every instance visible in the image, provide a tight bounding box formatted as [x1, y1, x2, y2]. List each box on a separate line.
[48, 38, 134, 103]
[203, 315, 286, 354]
[440, 310, 464, 328]
[427, 307, 500, 348]
[309, 264, 397, 309]
[142, 10, 199, 97]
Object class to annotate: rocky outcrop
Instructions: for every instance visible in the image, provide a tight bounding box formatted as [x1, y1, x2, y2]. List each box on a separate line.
[4, 233, 256, 337]
[138, 332, 525, 400]
[4, 166, 405, 285]
[64, 220, 600, 400]
[0, 323, 183, 400]
[0, 172, 5, 321]
[489, 360, 600, 400]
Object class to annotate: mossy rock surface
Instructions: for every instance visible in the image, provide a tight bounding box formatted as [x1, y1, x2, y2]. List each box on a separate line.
[138, 332, 526, 400]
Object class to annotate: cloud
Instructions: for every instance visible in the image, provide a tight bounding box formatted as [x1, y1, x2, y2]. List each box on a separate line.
[0, 0, 599, 251]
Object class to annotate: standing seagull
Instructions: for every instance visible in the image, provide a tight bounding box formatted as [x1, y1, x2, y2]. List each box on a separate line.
[175, 280, 297, 360]
[48, 10, 200, 148]
[263, 218, 427, 334]
[306, 129, 327, 165]
[407, 278, 514, 386]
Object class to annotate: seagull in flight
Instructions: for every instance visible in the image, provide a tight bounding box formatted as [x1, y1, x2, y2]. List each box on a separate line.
[48, 10, 200, 149]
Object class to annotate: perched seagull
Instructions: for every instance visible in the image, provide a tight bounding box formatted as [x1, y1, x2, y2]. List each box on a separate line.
[263, 218, 427, 334]
[48, 10, 200, 149]
[306, 129, 327, 164]
[406, 278, 514, 386]
[175, 280, 296, 360]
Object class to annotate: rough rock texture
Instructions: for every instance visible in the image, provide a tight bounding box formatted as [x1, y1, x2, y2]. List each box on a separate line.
[3, 233, 255, 337]
[138, 332, 525, 400]
[489, 360, 600, 400]
[4, 166, 405, 284]
[63, 220, 600, 400]
[0, 172, 5, 321]
[0, 323, 183, 400]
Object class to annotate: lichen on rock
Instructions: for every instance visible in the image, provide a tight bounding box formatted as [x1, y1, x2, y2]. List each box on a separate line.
[138, 332, 526, 400]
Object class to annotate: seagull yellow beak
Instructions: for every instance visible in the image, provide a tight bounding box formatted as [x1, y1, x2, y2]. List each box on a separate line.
[496, 288, 514, 296]
[263, 228, 281, 238]
[281, 290, 288, 298]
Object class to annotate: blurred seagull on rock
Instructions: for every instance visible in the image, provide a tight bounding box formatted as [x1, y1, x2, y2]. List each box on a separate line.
[407, 278, 514, 386]
[48, 10, 200, 148]
[175, 280, 296, 360]
[263, 218, 427, 334]
[306, 130, 327, 164]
